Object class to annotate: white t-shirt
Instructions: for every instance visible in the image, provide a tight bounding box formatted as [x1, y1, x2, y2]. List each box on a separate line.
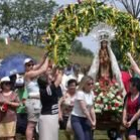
[71, 90, 94, 117]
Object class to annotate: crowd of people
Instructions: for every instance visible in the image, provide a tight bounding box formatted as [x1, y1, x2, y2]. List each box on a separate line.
[1, 24, 140, 140]
[0, 52, 93, 140]
[0, 50, 140, 140]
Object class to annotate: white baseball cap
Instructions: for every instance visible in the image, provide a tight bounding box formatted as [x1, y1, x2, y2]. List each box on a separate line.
[0, 76, 11, 83]
[24, 58, 33, 64]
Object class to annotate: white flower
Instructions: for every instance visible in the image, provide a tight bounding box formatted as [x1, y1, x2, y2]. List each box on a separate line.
[112, 99, 117, 104]
[107, 92, 115, 99]
[103, 98, 108, 103]
[112, 107, 115, 110]
[113, 89, 119, 94]
[95, 108, 102, 113]
[95, 103, 104, 109]
[95, 82, 100, 87]
[104, 105, 108, 111]
[118, 109, 122, 112]
[116, 95, 122, 101]
[115, 83, 119, 87]
[99, 104, 104, 109]
[110, 87, 114, 92]
[95, 104, 101, 108]
[96, 97, 101, 102]
[95, 89, 99, 92]
[99, 92, 104, 98]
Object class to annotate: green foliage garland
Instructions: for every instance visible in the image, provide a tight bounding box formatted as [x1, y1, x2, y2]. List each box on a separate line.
[44, 0, 140, 67]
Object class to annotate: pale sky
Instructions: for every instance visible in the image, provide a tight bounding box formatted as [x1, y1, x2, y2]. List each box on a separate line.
[54, 0, 77, 5]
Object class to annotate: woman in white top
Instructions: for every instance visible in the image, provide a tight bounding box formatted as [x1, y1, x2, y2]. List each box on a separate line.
[24, 54, 49, 140]
[71, 76, 96, 140]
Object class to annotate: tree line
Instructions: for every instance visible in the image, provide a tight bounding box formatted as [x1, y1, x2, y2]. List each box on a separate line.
[71, 40, 94, 57]
[0, 0, 58, 46]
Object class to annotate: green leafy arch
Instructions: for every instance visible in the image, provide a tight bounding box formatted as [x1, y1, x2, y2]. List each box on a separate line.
[44, 0, 140, 67]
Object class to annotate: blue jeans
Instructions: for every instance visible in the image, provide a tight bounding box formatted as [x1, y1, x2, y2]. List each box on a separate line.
[71, 115, 93, 140]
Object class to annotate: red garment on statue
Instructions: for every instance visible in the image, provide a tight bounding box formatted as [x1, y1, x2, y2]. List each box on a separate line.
[121, 71, 131, 93]
[127, 93, 139, 115]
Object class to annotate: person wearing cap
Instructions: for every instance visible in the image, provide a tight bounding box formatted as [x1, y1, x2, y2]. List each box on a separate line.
[24, 53, 49, 140]
[0, 76, 20, 140]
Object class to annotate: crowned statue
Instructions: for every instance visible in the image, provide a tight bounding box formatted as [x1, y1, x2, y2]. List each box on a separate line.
[88, 23, 126, 114]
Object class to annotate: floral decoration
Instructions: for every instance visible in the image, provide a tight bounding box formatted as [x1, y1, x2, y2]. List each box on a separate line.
[94, 77, 123, 114]
[44, 0, 140, 67]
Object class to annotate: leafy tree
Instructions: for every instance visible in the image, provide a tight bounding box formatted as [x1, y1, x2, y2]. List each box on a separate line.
[0, 0, 12, 34]
[0, 0, 58, 45]
[71, 40, 93, 57]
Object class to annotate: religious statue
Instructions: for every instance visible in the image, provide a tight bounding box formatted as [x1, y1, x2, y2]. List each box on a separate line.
[98, 40, 112, 80]
[88, 23, 126, 114]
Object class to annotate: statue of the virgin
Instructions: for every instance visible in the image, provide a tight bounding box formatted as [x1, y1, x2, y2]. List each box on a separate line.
[88, 23, 126, 113]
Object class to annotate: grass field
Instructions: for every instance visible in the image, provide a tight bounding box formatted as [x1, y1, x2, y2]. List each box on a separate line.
[16, 130, 110, 140]
[0, 41, 92, 67]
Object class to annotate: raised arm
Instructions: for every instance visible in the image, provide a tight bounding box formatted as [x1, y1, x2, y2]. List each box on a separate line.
[127, 52, 140, 75]
[25, 57, 49, 79]
[54, 69, 63, 88]
[33, 53, 47, 70]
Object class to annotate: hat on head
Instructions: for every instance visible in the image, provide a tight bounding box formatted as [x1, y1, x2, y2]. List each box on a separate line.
[0, 76, 10, 83]
[24, 58, 32, 64]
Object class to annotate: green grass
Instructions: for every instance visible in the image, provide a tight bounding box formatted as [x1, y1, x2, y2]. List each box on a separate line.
[16, 130, 110, 140]
[0, 41, 45, 60]
[0, 41, 92, 67]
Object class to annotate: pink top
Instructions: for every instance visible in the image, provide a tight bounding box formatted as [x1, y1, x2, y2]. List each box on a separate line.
[121, 71, 131, 93]
[127, 93, 139, 115]
[0, 92, 19, 123]
[61, 93, 76, 117]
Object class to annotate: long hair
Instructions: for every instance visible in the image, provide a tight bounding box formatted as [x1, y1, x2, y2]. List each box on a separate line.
[78, 76, 93, 91]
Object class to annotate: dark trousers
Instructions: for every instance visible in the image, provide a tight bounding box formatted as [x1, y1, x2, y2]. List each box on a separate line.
[71, 115, 93, 140]
[16, 113, 27, 135]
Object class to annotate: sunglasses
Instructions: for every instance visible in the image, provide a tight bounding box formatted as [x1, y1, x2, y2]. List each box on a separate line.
[87, 82, 93, 86]
[3, 82, 11, 85]
[26, 63, 34, 67]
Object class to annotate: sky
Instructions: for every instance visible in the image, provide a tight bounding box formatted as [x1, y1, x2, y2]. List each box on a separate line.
[54, 0, 77, 5]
